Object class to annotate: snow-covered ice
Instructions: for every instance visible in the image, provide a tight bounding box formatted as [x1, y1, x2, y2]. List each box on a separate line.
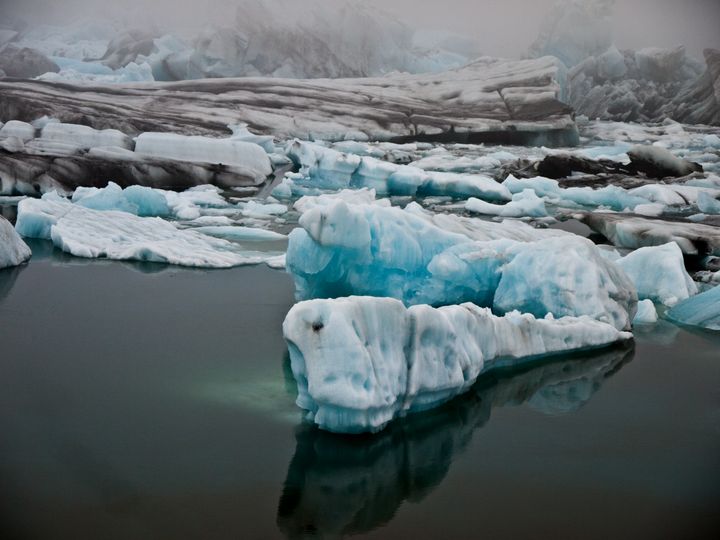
[283, 296, 631, 433]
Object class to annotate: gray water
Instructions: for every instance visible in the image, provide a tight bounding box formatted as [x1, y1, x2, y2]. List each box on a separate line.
[1, 240, 719, 539]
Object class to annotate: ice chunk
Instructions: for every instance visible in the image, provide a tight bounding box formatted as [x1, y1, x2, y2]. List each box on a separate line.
[697, 192, 720, 215]
[627, 145, 702, 178]
[41, 123, 133, 150]
[288, 201, 637, 329]
[666, 285, 720, 331]
[633, 299, 658, 325]
[240, 200, 288, 218]
[293, 188, 389, 213]
[465, 189, 547, 218]
[287, 141, 511, 201]
[0, 216, 32, 269]
[0, 121, 36, 142]
[502, 175, 648, 212]
[580, 213, 720, 256]
[134, 133, 272, 183]
[15, 194, 278, 268]
[617, 243, 697, 306]
[493, 236, 637, 331]
[72, 182, 171, 217]
[283, 296, 631, 433]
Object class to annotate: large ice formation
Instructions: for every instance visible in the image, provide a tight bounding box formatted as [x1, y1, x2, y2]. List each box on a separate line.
[0, 215, 32, 269]
[0, 56, 577, 145]
[283, 296, 631, 433]
[287, 201, 637, 330]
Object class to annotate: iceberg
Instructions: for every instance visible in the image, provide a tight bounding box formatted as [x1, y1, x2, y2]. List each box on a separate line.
[465, 189, 548, 218]
[134, 133, 272, 184]
[287, 201, 637, 329]
[0, 215, 32, 269]
[283, 296, 631, 433]
[666, 285, 720, 331]
[15, 194, 279, 268]
[287, 141, 512, 201]
[40, 122, 133, 150]
[580, 213, 720, 256]
[616, 242, 697, 306]
[697, 192, 720, 214]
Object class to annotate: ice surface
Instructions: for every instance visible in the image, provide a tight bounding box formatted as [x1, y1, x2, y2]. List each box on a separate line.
[293, 188, 389, 213]
[283, 296, 631, 433]
[192, 226, 286, 242]
[72, 182, 172, 217]
[0, 216, 32, 269]
[287, 201, 637, 329]
[15, 194, 279, 268]
[134, 133, 272, 183]
[617, 242, 697, 306]
[666, 285, 720, 331]
[633, 299, 658, 325]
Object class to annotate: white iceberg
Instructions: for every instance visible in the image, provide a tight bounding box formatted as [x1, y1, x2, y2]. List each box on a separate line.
[134, 133, 273, 184]
[283, 296, 631, 433]
[465, 189, 548, 218]
[617, 242, 697, 306]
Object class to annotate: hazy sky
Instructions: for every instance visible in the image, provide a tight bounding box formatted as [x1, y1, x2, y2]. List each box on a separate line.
[2, 0, 719, 59]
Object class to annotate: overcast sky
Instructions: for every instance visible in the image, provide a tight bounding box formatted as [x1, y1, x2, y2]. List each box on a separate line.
[2, 0, 719, 59]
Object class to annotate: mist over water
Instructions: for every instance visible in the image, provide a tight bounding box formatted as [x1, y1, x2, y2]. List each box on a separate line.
[1, 0, 719, 59]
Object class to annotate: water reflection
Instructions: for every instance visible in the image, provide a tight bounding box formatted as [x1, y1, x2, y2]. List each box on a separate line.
[277, 343, 634, 538]
[0, 264, 25, 304]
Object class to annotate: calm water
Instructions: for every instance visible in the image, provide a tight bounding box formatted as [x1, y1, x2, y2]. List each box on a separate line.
[1, 240, 719, 539]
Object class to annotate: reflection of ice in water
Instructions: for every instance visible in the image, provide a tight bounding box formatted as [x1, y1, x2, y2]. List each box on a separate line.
[276, 343, 634, 539]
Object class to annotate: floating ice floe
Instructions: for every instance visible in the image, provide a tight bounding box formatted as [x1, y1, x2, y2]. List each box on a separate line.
[0, 216, 32, 269]
[286, 141, 513, 200]
[15, 194, 281, 268]
[465, 189, 548, 218]
[283, 296, 632, 433]
[287, 200, 637, 330]
[617, 242, 698, 307]
[134, 132, 273, 183]
[666, 285, 720, 331]
[580, 213, 720, 256]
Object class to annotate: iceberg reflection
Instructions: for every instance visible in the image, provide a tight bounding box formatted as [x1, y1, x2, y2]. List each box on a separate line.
[277, 343, 634, 538]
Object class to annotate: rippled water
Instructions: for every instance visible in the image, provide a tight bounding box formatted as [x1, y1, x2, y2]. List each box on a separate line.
[1, 241, 719, 539]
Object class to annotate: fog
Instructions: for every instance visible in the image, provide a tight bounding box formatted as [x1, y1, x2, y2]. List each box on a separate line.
[2, 0, 719, 59]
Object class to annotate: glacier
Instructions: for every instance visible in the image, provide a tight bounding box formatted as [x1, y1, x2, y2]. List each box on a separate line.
[0, 215, 31, 269]
[283, 296, 631, 433]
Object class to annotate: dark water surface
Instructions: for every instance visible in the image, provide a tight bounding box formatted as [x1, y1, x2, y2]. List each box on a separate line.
[1, 241, 719, 539]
